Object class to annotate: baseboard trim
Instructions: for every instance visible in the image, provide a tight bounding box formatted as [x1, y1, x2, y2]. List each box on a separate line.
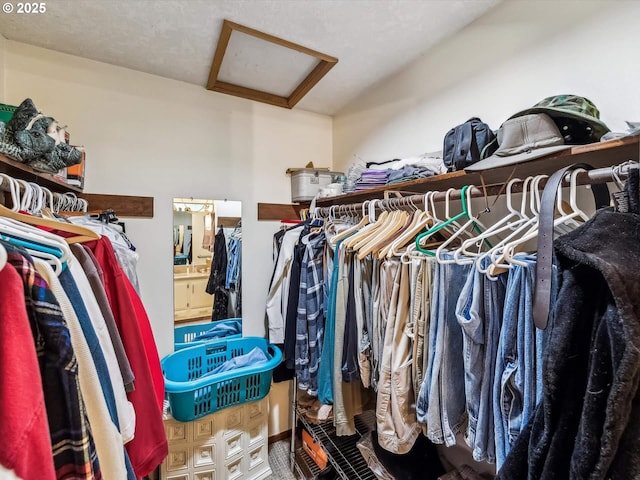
[268, 429, 292, 444]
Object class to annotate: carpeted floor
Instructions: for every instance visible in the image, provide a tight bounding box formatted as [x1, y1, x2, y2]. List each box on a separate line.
[267, 439, 296, 480]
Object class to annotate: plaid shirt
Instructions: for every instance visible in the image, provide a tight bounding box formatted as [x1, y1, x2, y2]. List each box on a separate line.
[295, 231, 326, 396]
[6, 246, 101, 480]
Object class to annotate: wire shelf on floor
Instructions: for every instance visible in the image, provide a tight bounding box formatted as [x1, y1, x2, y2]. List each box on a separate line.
[293, 447, 322, 480]
[296, 408, 377, 480]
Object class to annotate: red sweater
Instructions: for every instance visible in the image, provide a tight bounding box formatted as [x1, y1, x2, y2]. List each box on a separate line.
[84, 237, 168, 477]
[0, 264, 56, 479]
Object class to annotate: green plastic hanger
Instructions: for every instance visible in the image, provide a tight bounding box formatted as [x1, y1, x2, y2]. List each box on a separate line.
[415, 185, 488, 256]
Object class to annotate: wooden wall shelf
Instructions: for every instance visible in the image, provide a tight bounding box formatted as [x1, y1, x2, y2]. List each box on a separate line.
[316, 135, 639, 206]
[79, 193, 154, 218]
[0, 153, 154, 218]
[257, 202, 305, 221]
[217, 216, 241, 227]
[0, 152, 83, 193]
[257, 135, 639, 220]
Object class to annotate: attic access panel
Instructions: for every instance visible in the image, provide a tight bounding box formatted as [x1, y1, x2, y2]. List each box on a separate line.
[207, 20, 338, 109]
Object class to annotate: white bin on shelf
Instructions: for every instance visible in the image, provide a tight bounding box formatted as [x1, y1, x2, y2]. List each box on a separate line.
[290, 169, 343, 202]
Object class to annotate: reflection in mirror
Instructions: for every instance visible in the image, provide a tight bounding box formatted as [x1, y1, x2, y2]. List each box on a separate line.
[172, 198, 242, 342]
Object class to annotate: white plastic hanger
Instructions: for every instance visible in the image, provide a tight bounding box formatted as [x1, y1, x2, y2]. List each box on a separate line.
[29, 183, 45, 214]
[479, 175, 546, 276]
[41, 186, 53, 211]
[503, 168, 589, 267]
[16, 179, 34, 212]
[383, 197, 431, 259]
[0, 191, 100, 244]
[565, 168, 591, 222]
[0, 218, 69, 274]
[52, 192, 64, 213]
[435, 186, 489, 265]
[455, 177, 526, 262]
[0, 216, 72, 261]
[330, 200, 370, 246]
[442, 188, 466, 235]
[0, 174, 20, 211]
[553, 185, 579, 234]
[0, 241, 6, 271]
[399, 191, 440, 264]
[551, 179, 581, 236]
[31, 248, 64, 273]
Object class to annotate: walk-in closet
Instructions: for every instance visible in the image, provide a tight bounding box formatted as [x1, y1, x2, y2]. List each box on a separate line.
[1, 2, 640, 480]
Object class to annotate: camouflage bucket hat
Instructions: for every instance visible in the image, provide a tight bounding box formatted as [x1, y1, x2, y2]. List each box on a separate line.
[509, 95, 610, 143]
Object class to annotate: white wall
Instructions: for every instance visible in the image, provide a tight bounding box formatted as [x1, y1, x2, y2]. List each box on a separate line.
[3, 41, 331, 435]
[333, 0, 640, 171]
[214, 199, 242, 219]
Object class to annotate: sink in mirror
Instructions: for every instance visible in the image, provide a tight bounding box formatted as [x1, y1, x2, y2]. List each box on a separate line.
[172, 198, 242, 343]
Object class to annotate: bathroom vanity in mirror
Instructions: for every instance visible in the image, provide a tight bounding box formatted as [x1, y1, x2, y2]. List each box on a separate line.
[173, 198, 242, 325]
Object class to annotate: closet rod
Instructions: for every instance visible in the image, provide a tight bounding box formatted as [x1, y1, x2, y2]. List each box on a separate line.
[314, 163, 638, 217]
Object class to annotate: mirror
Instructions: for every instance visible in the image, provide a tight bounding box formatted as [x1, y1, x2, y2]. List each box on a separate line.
[172, 198, 242, 335]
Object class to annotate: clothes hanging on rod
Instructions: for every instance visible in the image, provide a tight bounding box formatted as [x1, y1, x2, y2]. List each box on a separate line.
[266, 223, 306, 344]
[498, 166, 640, 479]
[71, 244, 135, 392]
[296, 229, 326, 396]
[68, 213, 141, 293]
[226, 223, 242, 288]
[277, 163, 640, 478]
[206, 226, 230, 320]
[35, 256, 132, 479]
[0, 173, 167, 479]
[202, 222, 243, 321]
[222, 223, 242, 317]
[0, 254, 59, 480]
[2, 238, 166, 479]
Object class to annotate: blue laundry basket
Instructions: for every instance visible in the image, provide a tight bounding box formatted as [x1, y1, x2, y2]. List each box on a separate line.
[162, 337, 282, 422]
[174, 318, 242, 350]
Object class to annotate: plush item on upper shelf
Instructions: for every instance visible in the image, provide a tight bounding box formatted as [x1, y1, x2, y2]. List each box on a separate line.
[0, 98, 82, 173]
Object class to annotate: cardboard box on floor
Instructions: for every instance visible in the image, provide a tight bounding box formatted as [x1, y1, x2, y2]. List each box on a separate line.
[302, 428, 328, 470]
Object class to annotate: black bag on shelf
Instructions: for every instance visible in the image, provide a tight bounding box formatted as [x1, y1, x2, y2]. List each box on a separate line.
[443, 117, 497, 172]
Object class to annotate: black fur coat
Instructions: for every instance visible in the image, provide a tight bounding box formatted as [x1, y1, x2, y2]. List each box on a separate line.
[498, 206, 640, 479]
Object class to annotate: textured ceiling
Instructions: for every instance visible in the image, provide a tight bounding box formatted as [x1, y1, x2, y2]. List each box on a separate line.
[0, 0, 501, 115]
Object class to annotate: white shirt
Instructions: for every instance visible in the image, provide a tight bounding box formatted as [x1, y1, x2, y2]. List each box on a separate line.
[67, 216, 141, 292]
[67, 257, 136, 444]
[35, 259, 128, 480]
[265, 225, 303, 343]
